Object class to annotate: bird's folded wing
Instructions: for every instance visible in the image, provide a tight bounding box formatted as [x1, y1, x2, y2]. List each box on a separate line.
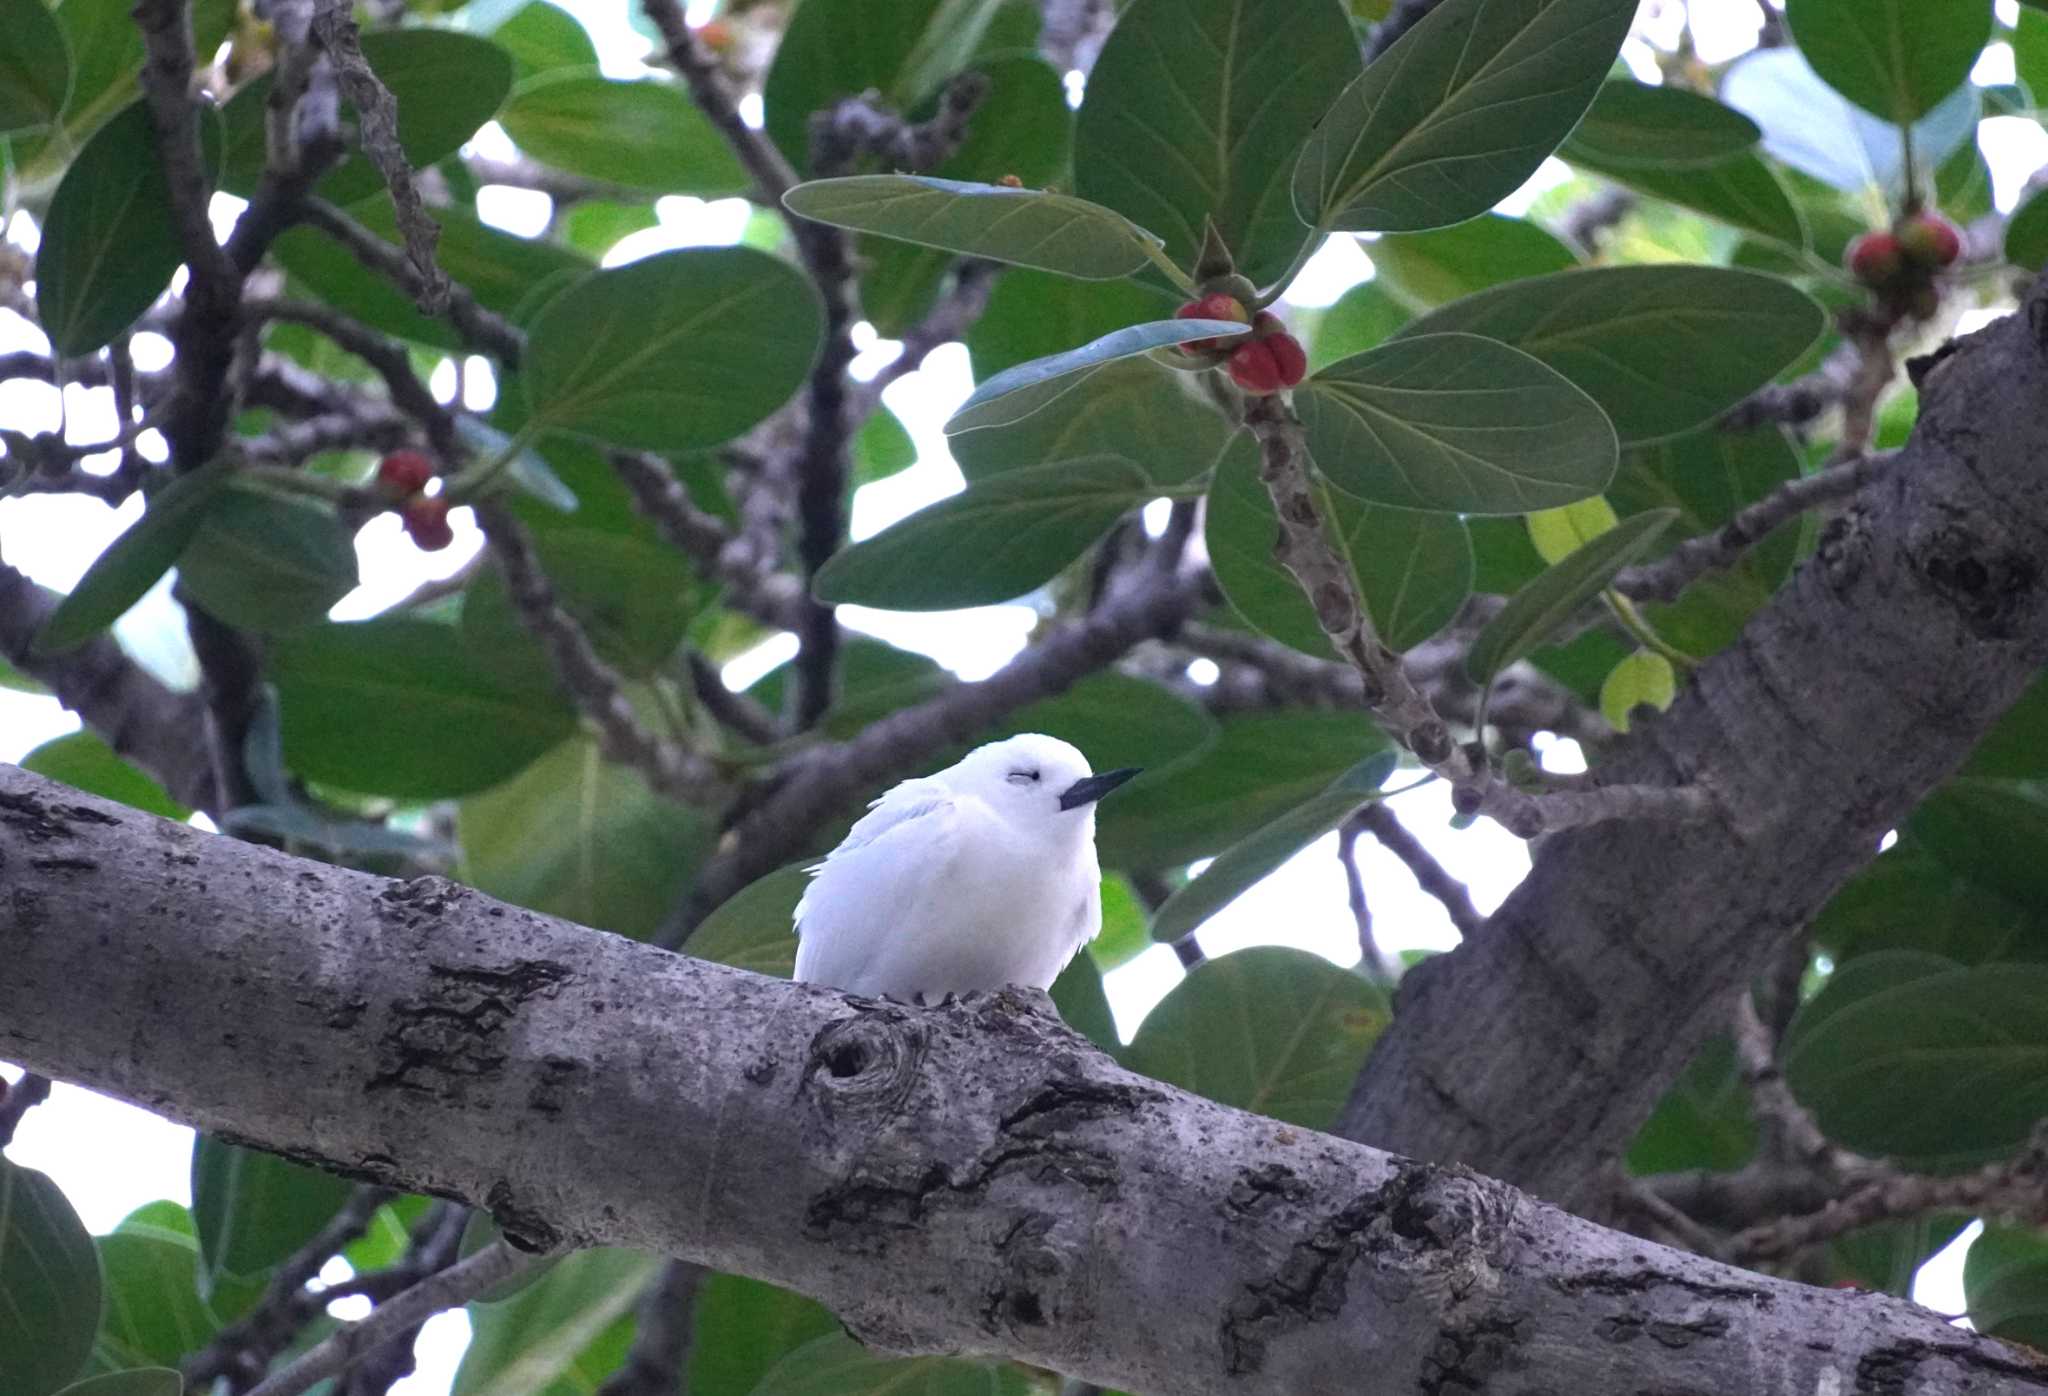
[793, 788, 966, 988]
[793, 779, 957, 935]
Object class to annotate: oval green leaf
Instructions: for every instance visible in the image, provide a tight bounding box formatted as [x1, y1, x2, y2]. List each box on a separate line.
[0, 1158, 102, 1396]
[523, 246, 822, 451]
[947, 317, 1249, 432]
[1297, 331, 1617, 514]
[0, 0, 71, 135]
[1206, 432, 1472, 655]
[687, 1276, 838, 1396]
[92, 1230, 216, 1371]
[966, 270, 1175, 379]
[453, 1248, 658, 1396]
[1398, 266, 1827, 445]
[1965, 1225, 2048, 1350]
[953, 356, 1236, 489]
[1072, 0, 1363, 287]
[488, 1, 597, 81]
[784, 175, 1166, 281]
[500, 71, 746, 194]
[1292, 0, 1636, 233]
[1371, 213, 1578, 309]
[1786, 951, 2048, 1167]
[1150, 753, 1398, 945]
[688, 863, 811, 979]
[192, 1138, 353, 1293]
[1599, 648, 1676, 733]
[1569, 147, 1806, 250]
[2008, 188, 2048, 272]
[1560, 81, 1762, 169]
[21, 731, 187, 820]
[813, 455, 1153, 610]
[1309, 280, 1410, 371]
[35, 99, 215, 356]
[270, 618, 577, 800]
[175, 488, 360, 635]
[33, 464, 229, 655]
[1464, 507, 1678, 683]
[1124, 946, 1390, 1129]
[1785, 0, 1991, 124]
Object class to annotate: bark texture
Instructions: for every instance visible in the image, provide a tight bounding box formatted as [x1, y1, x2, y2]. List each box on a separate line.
[3, 766, 2043, 1396]
[1343, 296, 2048, 1207]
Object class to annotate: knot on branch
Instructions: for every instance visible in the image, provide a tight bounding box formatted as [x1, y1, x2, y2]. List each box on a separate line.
[804, 1006, 930, 1117]
[1916, 520, 2040, 640]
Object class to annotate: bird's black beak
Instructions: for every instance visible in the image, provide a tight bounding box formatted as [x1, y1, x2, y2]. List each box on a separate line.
[1058, 768, 1141, 811]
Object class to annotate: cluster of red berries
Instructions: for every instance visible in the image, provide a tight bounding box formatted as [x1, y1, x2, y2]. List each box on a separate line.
[1845, 212, 1961, 320]
[1173, 293, 1307, 395]
[376, 450, 454, 551]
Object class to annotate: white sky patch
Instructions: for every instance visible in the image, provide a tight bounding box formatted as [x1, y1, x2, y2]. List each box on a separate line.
[476, 183, 553, 237]
[1281, 234, 1372, 308]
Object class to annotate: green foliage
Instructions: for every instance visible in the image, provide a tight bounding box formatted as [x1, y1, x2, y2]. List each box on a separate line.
[499, 73, 748, 194]
[1465, 509, 1677, 684]
[20, 731, 188, 820]
[175, 487, 359, 636]
[1125, 947, 1390, 1129]
[1965, 1225, 2048, 1348]
[749, 1335, 1034, 1396]
[53, 1374, 183, 1396]
[1561, 81, 1761, 168]
[90, 1227, 216, 1372]
[454, 1248, 659, 1396]
[0, 1157, 103, 1396]
[190, 1139, 353, 1306]
[34, 464, 230, 655]
[1785, 0, 1990, 124]
[688, 1275, 839, 1396]
[0, 0, 71, 136]
[951, 358, 1231, 489]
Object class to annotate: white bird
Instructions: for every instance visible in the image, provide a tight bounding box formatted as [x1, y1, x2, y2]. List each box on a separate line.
[793, 734, 1139, 1001]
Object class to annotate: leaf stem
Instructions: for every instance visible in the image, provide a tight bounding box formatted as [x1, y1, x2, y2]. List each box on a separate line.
[1603, 591, 1696, 672]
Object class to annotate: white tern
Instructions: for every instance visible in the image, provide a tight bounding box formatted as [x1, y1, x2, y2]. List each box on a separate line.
[793, 734, 1139, 1000]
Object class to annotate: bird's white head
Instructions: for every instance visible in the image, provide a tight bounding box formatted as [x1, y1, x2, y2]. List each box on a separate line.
[947, 733, 1140, 834]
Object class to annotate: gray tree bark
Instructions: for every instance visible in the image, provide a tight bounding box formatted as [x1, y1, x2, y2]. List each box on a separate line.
[1342, 290, 2048, 1208]
[3, 766, 2043, 1396]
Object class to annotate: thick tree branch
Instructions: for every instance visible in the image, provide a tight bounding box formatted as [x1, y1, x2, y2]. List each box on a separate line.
[1342, 291, 2048, 1207]
[5, 766, 2043, 1396]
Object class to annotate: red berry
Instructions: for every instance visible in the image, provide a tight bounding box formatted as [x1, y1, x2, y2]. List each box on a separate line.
[1228, 339, 1288, 395]
[377, 449, 434, 496]
[401, 496, 454, 552]
[1174, 292, 1251, 352]
[694, 18, 733, 51]
[1898, 212, 1961, 268]
[1265, 331, 1307, 388]
[1846, 231, 1904, 287]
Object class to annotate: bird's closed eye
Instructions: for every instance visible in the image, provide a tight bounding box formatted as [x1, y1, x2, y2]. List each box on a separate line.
[1007, 769, 1041, 786]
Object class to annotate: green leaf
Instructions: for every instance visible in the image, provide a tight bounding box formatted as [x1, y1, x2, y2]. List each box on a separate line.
[34, 99, 216, 355]
[522, 247, 822, 451]
[1785, 951, 2048, 1167]
[785, 176, 1166, 281]
[1399, 267, 1826, 446]
[175, 487, 359, 636]
[1370, 214, 1578, 310]
[1072, 0, 1363, 286]
[814, 456, 1152, 610]
[949, 318, 1276, 433]
[458, 734, 715, 940]
[1599, 649, 1676, 733]
[500, 71, 747, 194]
[270, 618, 577, 800]
[952, 357, 1236, 489]
[966, 270, 1175, 379]
[191, 1139, 351, 1299]
[1624, 1036, 1758, 1176]
[1308, 280, 1410, 372]
[1297, 332, 1617, 513]
[1151, 754, 1397, 944]
[995, 669, 1217, 774]
[90, 1230, 215, 1373]
[1091, 876, 1151, 973]
[688, 863, 811, 980]
[2007, 189, 2048, 272]
[1720, 46, 1979, 198]
[1810, 838, 2048, 969]
[1097, 711, 1387, 870]
[1785, 0, 1990, 124]
[687, 1276, 838, 1396]
[54, 1373, 182, 1396]
[0, 1158, 101, 1396]
[1292, 0, 1636, 233]
[453, 1249, 659, 1396]
[1464, 508, 1678, 684]
[762, 0, 1006, 174]
[1124, 947, 1390, 1128]
[1571, 147, 1806, 250]
[1560, 80, 1761, 168]
[0, 0, 71, 135]
[1205, 432, 1472, 654]
[1833, 1213, 1971, 1298]
[1965, 677, 2048, 780]
[220, 30, 513, 204]
[1049, 953, 1119, 1053]
[1965, 1225, 2048, 1348]
[1910, 779, 2048, 910]
[20, 731, 187, 820]
[488, 0, 597, 81]
[34, 465, 229, 655]
[852, 407, 916, 488]
[750, 1335, 1033, 1396]
[273, 199, 592, 351]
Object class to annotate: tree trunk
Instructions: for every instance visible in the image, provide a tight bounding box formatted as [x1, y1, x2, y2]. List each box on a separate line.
[4, 767, 2041, 1396]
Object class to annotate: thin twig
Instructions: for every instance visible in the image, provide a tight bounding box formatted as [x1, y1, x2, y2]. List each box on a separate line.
[0, 1073, 52, 1146]
[1351, 802, 1484, 939]
[301, 200, 524, 363]
[848, 259, 1001, 417]
[477, 505, 723, 803]
[607, 449, 808, 630]
[243, 297, 459, 458]
[242, 1237, 543, 1396]
[1336, 820, 1401, 983]
[643, 0, 800, 204]
[1731, 990, 1860, 1175]
[687, 652, 784, 745]
[1614, 453, 1893, 604]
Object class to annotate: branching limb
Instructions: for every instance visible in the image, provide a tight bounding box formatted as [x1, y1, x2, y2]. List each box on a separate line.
[687, 652, 784, 745]
[0, 1072, 51, 1146]
[643, 0, 801, 205]
[593, 1260, 704, 1396]
[607, 449, 808, 630]
[243, 1236, 544, 1396]
[477, 504, 724, 803]
[1336, 818, 1401, 983]
[848, 259, 1001, 417]
[243, 298, 459, 457]
[1350, 802, 1484, 940]
[301, 200, 525, 363]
